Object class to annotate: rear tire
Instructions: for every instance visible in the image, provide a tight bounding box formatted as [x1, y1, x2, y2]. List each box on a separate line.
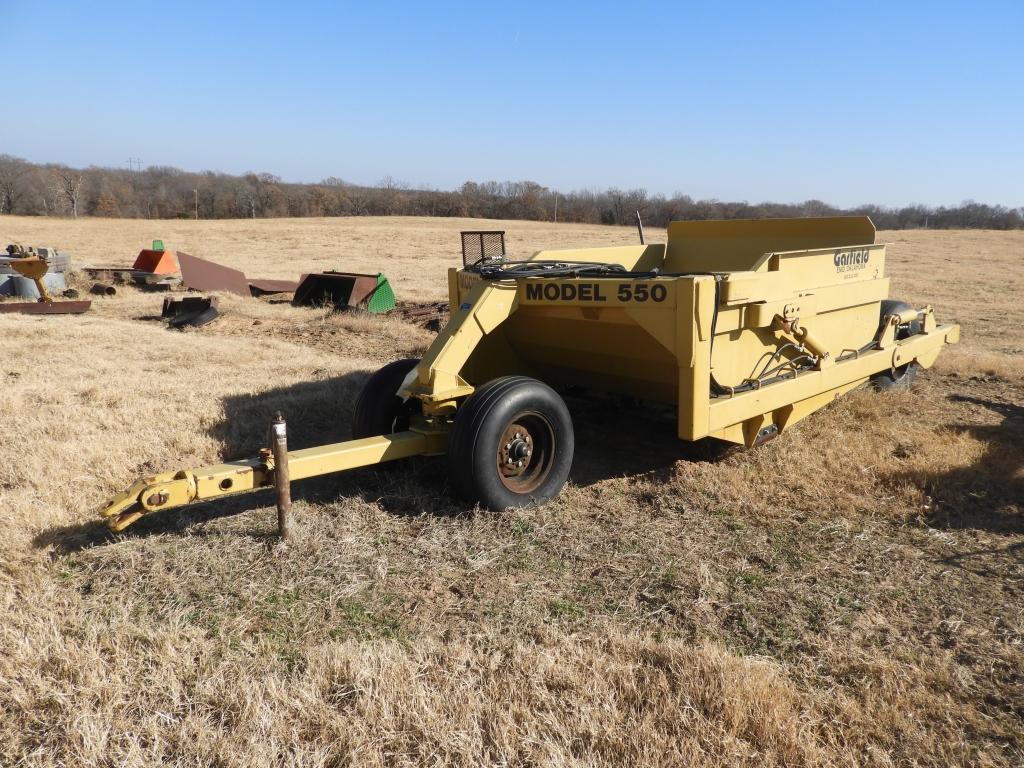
[351, 358, 420, 438]
[871, 300, 920, 391]
[448, 377, 574, 510]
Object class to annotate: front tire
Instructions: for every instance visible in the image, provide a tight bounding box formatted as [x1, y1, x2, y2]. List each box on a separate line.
[448, 377, 574, 510]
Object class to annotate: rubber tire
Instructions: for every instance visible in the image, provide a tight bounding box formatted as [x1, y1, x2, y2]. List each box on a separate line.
[448, 376, 574, 510]
[351, 358, 420, 438]
[871, 300, 921, 391]
[168, 306, 219, 328]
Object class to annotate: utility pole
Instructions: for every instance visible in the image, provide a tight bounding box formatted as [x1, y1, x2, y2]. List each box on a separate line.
[194, 188, 199, 220]
[554, 193, 558, 223]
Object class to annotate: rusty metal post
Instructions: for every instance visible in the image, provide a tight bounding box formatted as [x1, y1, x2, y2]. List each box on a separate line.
[271, 411, 292, 541]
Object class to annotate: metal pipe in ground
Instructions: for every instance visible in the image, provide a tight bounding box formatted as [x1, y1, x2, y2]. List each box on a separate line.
[90, 282, 117, 296]
[271, 411, 292, 541]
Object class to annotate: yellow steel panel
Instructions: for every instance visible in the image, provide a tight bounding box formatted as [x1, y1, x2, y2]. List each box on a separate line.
[677, 277, 714, 439]
[706, 326, 956, 433]
[624, 304, 677, 353]
[738, 278, 889, 331]
[771, 243, 886, 288]
[507, 312, 675, 364]
[447, 267, 460, 309]
[709, 378, 867, 446]
[665, 216, 876, 273]
[413, 280, 519, 395]
[517, 278, 676, 308]
[711, 302, 880, 387]
[719, 245, 886, 306]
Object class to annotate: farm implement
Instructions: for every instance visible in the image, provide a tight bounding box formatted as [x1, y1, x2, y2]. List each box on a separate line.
[100, 216, 959, 531]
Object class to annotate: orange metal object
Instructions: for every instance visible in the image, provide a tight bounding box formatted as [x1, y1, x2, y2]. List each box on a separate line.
[132, 249, 179, 274]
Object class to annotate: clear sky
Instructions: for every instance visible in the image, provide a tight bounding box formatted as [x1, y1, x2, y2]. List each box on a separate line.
[3, 0, 1022, 208]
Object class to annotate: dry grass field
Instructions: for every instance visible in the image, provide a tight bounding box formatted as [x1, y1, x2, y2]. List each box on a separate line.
[0, 215, 1021, 767]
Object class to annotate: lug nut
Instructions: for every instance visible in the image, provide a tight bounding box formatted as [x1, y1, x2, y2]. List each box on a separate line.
[517, 460, 523, 468]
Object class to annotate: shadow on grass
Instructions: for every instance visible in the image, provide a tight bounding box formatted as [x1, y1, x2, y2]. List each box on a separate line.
[896, 394, 1023, 534]
[564, 392, 735, 488]
[34, 375, 735, 552]
[939, 541, 1024, 579]
[32, 490, 280, 554]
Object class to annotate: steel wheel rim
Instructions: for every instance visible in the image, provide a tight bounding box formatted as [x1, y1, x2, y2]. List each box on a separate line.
[495, 411, 555, 494]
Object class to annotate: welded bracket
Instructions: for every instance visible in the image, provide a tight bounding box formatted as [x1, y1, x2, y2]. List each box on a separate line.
[407, 280, 519, 404]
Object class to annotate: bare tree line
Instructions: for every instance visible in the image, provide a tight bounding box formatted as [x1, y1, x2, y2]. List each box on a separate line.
[1, 154, 1021, 230]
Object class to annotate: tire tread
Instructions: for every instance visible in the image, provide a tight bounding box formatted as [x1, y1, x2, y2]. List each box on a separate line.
[447, 376, 572, 508]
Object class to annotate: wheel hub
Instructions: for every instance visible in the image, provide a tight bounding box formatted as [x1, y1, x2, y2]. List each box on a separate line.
[498, 423, 533, 478]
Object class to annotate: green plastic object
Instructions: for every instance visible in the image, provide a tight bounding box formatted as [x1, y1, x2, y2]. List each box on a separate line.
[152, 239, 165, 251]
[367, 273, 396, 314]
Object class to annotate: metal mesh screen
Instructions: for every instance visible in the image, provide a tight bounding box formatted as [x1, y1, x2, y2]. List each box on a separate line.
[461, 230, 506, 267]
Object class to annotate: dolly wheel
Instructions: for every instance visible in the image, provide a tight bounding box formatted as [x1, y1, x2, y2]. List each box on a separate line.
[351, 358, 421, 438]
[872, 300, 921, 392]
[448, 376, 574, 510]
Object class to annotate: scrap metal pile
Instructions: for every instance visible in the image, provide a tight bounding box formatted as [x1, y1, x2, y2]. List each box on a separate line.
[0, 244, 90, 314]
[0, 234, 458, 335]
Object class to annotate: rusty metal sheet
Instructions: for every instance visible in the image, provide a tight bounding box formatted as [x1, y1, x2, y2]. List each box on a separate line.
[248, 278, 299, 295]
[0, 300, 91, 314]
[177, 252, 250, 297]
[292, 272, 379, 308]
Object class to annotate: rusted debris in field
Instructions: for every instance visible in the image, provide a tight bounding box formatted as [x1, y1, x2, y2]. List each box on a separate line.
[178, 252, 251, 296]
[292, 271, 395, 313]
[0, 300, 91, 315]
[161, 295, 220, 328]
[1, 244, 90, 314]
[82, 267, 135, 284]
[394, 301, 448, 331]
[82, 267, 181, 291]
[178, 252, 298, 298]
[248, 278, 299, 295]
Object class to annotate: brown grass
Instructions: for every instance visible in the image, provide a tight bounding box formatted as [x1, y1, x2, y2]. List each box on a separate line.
[0, 215, 1021, 767]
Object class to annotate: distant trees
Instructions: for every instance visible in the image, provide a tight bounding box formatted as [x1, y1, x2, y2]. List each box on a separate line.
[0, 154, 1020, 230]
[51, 168, 85, 218]
[0, 155, 29, 214]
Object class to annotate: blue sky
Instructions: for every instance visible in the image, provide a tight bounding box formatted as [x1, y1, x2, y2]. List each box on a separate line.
[3, 1, 1021, 207]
